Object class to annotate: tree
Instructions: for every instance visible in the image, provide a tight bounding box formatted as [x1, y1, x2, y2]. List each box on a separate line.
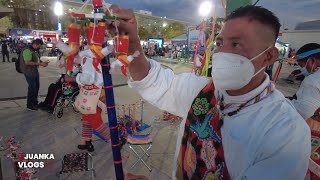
[0, 0, 55, 30]
[162, 22, 185, 39]
[0, 16, 13, 29]
[138, 26, 152, 40]
[138, 22, 185, 39]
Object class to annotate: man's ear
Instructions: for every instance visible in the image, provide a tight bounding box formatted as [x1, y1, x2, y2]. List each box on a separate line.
[265, 47, 279, 66]
[310, 56, 318, 63]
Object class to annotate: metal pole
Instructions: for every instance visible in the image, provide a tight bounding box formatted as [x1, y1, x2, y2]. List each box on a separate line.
[101, 56, 124, 180]
[92, 0, 124, 179]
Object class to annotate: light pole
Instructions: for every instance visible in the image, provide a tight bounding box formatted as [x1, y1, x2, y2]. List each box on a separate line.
[54, 1, 63, 31]
[187, 1, 213, 49]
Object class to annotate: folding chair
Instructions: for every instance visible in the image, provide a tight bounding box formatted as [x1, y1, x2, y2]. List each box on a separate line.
[59, 152, 95, 180]
[127, 134, 153, 172]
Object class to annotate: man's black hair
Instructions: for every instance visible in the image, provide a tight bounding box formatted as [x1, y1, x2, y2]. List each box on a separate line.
[297, 43, 320, 61]
[226, 5, 281, 41]
[32, 39, 43, 45]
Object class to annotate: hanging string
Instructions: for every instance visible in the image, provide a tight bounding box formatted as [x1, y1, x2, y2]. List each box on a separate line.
[115, 23, 120, 54]
[76, 0, 91, 14]
[103, 2, 113, 16]
[90, 17, 97, 44]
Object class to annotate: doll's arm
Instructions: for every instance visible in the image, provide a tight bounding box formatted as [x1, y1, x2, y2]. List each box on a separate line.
[56, 41, 73, 55]
[101, 45, 114, 56]
[109, 59, 124, 74]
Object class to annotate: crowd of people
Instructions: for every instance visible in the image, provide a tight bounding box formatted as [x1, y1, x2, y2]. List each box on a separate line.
[142, 43, 191, 60]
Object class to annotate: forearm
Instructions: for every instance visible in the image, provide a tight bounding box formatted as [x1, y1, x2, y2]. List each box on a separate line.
[128, 36, 150, 81]
[25, 61, 40, 66]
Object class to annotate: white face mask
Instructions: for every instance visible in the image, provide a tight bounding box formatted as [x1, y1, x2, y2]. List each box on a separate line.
[211, 47, 272, 90]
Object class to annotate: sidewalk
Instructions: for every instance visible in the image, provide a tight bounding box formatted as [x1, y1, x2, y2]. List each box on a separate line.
[0, 86, 178, 180]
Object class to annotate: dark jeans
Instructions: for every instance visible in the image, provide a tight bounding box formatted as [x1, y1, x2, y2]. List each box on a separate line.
[2, 51, 9, 62]
[43, 80, 62, 109]
[24, 73, 40, 107]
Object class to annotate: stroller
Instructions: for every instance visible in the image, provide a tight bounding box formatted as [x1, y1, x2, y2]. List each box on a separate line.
[53, 82, 80, 118]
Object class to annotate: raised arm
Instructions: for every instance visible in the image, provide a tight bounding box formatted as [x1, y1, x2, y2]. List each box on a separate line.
[106, 5, 150, 81]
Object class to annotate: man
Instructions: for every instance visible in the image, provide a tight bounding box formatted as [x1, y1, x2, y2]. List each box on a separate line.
[2, 41, 10, 62]
[17, 40, 26, 55]
[290, 43, 320, 179]
[21, 39, 48, 111]
[291, 43, 320, 119]
[107, 5, 310, 179]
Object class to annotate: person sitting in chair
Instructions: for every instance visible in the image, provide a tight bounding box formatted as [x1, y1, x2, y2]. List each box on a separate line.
[38, 53, 80, 113]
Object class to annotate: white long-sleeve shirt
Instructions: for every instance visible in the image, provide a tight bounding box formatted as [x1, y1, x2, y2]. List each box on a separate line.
[128, 59, 311, 180]
[292, 70, 320, 119]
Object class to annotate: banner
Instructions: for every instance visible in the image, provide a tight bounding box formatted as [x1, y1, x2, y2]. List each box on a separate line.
[9, 28, 32, 37]
[226, 0, 252, 16]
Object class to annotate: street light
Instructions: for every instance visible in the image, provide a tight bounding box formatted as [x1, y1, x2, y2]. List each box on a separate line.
[199, 1, 212, 17]
[54, 1, 63, 31]
[54, 1, 63, 16]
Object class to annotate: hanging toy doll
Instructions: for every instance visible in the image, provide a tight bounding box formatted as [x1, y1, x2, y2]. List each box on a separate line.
[59, 22, 113, 152]
[55, 23, 81, 95]
[109, 35, 140, 76]
[73, 22, 115, 152]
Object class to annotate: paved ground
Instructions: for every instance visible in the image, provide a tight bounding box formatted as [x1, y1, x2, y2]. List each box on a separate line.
[0, 55, 301, 180]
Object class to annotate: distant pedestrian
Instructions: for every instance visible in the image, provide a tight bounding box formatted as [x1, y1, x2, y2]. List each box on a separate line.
[20, 39, 49, 111]
[2, 41, 10, 62]
[17, 41, 26, 55]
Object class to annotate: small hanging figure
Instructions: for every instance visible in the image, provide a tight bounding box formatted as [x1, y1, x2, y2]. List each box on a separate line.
[109, 35, 140, 76]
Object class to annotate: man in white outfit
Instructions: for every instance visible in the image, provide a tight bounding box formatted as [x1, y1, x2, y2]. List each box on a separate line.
[107, 5, 311, 180]
[289, 43, 320, 179]
[291, 43, 320, 120]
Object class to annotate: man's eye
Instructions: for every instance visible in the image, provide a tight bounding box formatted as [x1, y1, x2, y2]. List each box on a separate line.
[232, 42, 240, 48]
[216, 41, 222, 47]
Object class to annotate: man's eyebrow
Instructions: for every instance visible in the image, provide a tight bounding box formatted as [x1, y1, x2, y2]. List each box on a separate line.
[229, 36, 242, 41]
[215, 36, 243, 41]
[215, 36, 222, 41]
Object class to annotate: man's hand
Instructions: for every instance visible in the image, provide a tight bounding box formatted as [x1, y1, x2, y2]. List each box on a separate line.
[40, 61, 49, 67]
[106, 5, 138, 41]
[125, 172, 149, 180]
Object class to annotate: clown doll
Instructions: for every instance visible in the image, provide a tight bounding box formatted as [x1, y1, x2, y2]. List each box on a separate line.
[74, 22, 114, 151]
[59, 22, 114, 152]
[109, 35, 140, 77]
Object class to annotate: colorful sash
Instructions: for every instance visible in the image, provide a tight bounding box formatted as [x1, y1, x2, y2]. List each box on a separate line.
[307, 108, 320, 179]
[176, 82, 230, 179]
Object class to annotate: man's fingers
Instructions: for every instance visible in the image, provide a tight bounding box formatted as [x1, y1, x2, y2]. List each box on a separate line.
[115, 20, 135, 33]
[107, 20, 133, 36]
[107, 26, 117, 37]
[108, 4, 135, 21]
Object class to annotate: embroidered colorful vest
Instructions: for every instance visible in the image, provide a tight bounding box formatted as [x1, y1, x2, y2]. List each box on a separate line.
[307, 108, 320, 179]
[176, 82, 230, 179]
